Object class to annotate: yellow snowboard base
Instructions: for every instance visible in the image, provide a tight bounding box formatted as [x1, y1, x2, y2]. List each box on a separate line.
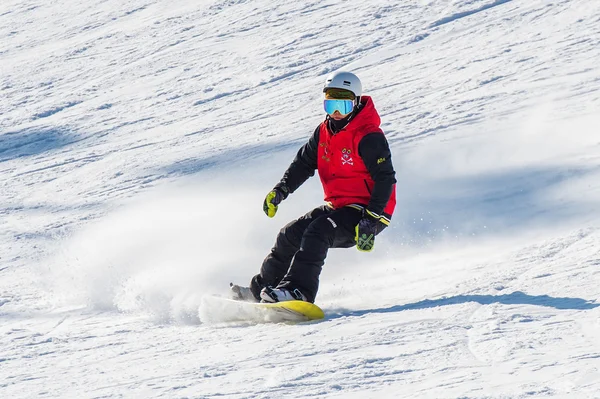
[257, 299, 325, 321]
[203, 296, 325, 323]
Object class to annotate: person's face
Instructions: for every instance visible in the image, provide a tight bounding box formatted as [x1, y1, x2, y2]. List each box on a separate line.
[329, 109, 348, 120]
[324, 92, 355, 120]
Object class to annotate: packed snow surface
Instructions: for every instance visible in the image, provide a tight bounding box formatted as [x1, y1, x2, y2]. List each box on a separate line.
[1, 0, 600, 397]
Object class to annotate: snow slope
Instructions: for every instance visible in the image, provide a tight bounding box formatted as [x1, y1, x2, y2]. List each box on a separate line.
[1, 0, 600, 397]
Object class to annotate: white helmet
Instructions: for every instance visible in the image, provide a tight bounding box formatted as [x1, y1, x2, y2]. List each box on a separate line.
[323, 71, 362, 97]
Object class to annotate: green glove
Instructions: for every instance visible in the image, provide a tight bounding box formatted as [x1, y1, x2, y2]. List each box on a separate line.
[355, 209, 380, 252]
[263, 186, 289, 218]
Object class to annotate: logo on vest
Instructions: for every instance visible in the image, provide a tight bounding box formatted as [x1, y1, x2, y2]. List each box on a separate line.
[341, 148, 354, 166]
[320, 142, 330, 162]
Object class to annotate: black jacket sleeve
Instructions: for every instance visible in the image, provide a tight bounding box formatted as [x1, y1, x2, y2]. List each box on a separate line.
[358, 133, 397, 215]
[274, 126, 320, 194]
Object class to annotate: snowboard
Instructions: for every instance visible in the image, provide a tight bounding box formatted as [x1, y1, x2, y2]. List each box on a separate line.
[201, 296, 325, 323]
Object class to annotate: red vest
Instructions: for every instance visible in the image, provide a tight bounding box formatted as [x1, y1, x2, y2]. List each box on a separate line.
[317, 96, 396, 218]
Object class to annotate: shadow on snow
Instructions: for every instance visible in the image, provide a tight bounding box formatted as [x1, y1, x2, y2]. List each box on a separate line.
[159, 139, 303, 177]
[328, 291, 599, 320]
[0, 126, 82, 163]
[392, 164, 599, 243]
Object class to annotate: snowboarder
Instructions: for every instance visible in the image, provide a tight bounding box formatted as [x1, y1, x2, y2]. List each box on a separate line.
[232, 71, 396, 304]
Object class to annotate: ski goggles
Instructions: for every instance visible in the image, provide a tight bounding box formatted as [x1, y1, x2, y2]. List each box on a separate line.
[324, 99, 354, 115]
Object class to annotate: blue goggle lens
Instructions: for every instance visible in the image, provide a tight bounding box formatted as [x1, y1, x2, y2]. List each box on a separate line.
[324, 99, 354, 115]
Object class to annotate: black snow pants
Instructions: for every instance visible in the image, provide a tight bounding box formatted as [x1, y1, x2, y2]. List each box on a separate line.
[250, 205, 386, 303]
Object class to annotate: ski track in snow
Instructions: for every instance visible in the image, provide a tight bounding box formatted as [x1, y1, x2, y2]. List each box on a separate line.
[1, 0, 600, 397]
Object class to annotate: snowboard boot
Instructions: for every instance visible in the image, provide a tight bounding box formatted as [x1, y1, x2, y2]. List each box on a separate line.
[230, 283, 258, 302]
[260, 286, 308, 303]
